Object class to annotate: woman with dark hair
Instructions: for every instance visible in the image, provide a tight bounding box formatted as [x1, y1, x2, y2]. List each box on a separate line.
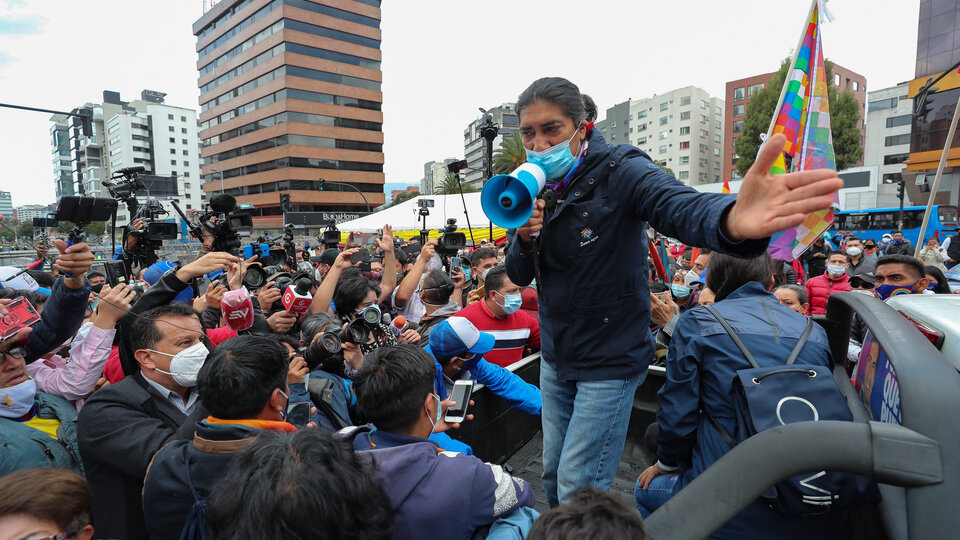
[503, 76, 843, 507]
[0, 468, 95, 540]
[924, 265, 953, 294]
[635, 252, 847, 538]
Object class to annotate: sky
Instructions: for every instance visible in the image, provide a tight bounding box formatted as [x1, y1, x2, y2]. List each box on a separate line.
[0, 0, 920, 207]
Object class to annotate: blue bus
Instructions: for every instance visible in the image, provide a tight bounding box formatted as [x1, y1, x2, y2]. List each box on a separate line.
[830, 205, 959, 246]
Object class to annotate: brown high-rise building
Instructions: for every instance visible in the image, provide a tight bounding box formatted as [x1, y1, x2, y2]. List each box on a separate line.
[723, 63, 866, 183]
[192, 0, 383, 230]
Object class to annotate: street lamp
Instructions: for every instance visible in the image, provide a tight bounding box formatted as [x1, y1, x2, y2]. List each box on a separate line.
[318, 177, 371, 214]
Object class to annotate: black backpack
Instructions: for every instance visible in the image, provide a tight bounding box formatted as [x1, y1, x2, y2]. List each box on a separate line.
[703, 305, 877, 516]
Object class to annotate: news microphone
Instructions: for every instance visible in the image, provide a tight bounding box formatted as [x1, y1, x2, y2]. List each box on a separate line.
[281, 277, 313, 314]
[389, 315, 408, 335]
[221, 287, 255, 331]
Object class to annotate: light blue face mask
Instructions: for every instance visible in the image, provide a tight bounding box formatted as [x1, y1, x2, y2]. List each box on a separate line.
[428, 393, 441, 433]
[524, 125, 582, 180]
[671, 284, 691, 299]
[495, 291, 523, 315]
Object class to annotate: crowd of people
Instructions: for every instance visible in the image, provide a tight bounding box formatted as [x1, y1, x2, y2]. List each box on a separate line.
[0, 74, 954, 540]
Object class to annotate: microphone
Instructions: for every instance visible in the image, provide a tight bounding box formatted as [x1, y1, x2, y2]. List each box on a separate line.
[281, 277, 313, 314]
[221, 287, 255, 331]
[209, 193, 238, 213]
[389, 315, 408, 335]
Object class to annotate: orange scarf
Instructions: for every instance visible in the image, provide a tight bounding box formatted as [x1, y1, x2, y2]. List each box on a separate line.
[205, 416, 297, 433]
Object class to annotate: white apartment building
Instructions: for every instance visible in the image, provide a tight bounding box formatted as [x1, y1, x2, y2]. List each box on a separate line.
[596, 86, 725, 186]
[862, 82, 914, 208]
[463, 103, 519, 189]
[51, 90, 204, 226]
[421, 158, 457, 195]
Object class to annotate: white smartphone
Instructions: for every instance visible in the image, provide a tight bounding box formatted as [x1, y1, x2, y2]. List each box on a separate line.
[443, 379, 475, 423]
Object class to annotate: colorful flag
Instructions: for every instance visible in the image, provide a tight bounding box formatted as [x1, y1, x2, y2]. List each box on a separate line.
[765, 0, 839, 261]
[721, 177, 731, 194]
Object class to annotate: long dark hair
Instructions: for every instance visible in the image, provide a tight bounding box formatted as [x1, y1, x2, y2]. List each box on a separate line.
[517, 77, 599, 125]
[924, 265, 952, 294]
[706, 252, 775, 302]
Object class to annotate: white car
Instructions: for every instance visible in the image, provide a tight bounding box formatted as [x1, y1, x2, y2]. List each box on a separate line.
[885, 294, 960, 370]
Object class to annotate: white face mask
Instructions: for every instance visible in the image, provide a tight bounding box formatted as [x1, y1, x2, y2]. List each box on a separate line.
[148, 342, 209, 387]
[683, 270, 700, 288]
[427, 393, 441, 434]
[0, 378, 37, 419]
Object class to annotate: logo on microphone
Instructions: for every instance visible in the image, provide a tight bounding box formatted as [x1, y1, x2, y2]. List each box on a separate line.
[228, 309, 250, 320]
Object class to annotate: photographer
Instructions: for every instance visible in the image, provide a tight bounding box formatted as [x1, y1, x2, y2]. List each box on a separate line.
[112, 218, 144, 272]
[294, 312, 365, 431]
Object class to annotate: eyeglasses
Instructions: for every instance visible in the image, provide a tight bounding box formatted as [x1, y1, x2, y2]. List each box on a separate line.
[456, 352, 476, 361]
[0, 346, 26, 363]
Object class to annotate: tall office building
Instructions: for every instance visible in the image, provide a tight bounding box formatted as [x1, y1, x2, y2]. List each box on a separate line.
[463, 103, 519, 189]
[49, 90, 204, 224]
[861, 83, 914, 208]
[724, 64, 867, 183]
[903, 0, 960, 206]
[193, 0, 384, 231]
[0, 191, 12, 221]
[596, 86, 725, 186]
[421, 158, 457, 195]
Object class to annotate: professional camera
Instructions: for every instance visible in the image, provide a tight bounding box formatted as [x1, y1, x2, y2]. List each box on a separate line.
[173, 194, 253, 256]
[104, 167, 178, 268]
[437, 218, 466, 257]
[320, 220, 340, 248]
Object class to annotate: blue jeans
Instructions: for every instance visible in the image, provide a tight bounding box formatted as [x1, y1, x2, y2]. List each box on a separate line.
[540, 358, 643, 507]
[634, 473, 681, 518]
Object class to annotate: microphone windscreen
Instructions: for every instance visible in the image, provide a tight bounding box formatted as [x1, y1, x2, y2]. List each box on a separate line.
[221, 288, 254, 331]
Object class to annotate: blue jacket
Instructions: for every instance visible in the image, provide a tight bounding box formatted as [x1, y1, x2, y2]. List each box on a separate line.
[350, 426, 534, 540]
[425, 344, 541, 416]
[0, 391, 83, 475]
[505, 129, 768, 381]
[26, 276, 90, 364]
[656, 282, 843, 539]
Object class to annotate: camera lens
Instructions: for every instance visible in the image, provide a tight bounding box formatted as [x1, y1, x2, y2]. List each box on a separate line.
[242, 266, 267, 289]
[319, 332, 342, 354]
[361, 305, 382, 326]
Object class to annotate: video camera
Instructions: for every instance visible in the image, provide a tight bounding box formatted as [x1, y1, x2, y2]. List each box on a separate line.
[173, 193, 253, 256]
[103, 166, 178, 268]
[437, 218, 466, 257]
[320, 220, 340, 248]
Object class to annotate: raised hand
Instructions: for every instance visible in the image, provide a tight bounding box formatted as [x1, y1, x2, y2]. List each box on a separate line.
[724, 133, 843, 241]
[375, 224, 394, 252]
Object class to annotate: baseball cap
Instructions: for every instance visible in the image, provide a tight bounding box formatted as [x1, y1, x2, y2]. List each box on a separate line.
[144, 261, 193, 303]
[430, 317, 495, 358]
[0, 267, 39, 292]
[850, 267, 876, 286]
[319, 248, 340, 266]
[691, 268, 708, 287]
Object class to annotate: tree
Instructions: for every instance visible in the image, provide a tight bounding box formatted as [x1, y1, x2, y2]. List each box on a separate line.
[16, 221, 34, 239]
[84, 221, 106, 236]
[493, 132, 526, 174]
[735, 58, 863, 176]
[436, 173, 478, 195]
[389, 190, 420, 208]
[653, 160, 675, 177]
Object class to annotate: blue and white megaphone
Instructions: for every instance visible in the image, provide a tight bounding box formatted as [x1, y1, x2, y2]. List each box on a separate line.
[481, 162, 547, 229]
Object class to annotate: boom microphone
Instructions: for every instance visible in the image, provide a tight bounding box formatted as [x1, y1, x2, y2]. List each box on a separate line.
[209, 193, 238, 213]
[221, 287, 255, 331]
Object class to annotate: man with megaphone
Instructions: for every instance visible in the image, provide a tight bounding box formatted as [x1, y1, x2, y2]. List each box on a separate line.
[492, 77, 843, 509]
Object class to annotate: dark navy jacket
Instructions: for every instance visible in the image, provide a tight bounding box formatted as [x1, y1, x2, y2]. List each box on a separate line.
[656, 282, 843, 539]
[350, 426, 534, 540]
[505, 130, 768, 381]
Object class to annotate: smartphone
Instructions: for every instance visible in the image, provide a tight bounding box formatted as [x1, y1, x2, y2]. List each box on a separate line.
[449, 256, 462, 277]
[444, 379, 475, 423]
[285, 401, 312, 428]
[0, 297, 42, 342]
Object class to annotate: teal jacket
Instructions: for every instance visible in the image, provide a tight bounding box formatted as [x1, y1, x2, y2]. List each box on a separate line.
[0, 391, 83, 475]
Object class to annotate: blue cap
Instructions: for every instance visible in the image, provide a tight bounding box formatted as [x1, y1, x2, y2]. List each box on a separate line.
[144, 261, 193, 303]
[430, 317, 496, 358]
[692, 268, 708, 287]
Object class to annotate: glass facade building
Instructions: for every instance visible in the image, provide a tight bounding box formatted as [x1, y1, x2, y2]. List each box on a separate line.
[193, 0, 383, 228]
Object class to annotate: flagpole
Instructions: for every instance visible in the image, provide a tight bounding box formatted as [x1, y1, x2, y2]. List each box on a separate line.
[913, 92, 960, 258]
[765, 0, 819, 139]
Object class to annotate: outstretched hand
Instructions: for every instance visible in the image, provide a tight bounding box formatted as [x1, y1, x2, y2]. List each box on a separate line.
[723, 133, 843, 241]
